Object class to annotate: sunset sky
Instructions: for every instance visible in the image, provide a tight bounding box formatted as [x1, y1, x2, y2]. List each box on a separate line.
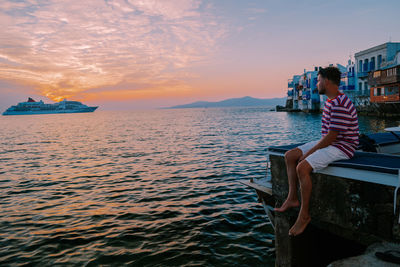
[1, 0, 400, 110]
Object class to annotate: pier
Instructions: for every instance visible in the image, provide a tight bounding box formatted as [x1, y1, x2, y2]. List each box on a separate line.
[244, 143, 400, 266]
[270, 152, 399, 266]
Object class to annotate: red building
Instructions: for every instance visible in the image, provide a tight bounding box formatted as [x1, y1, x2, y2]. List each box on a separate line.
[369, 65, 400, 103]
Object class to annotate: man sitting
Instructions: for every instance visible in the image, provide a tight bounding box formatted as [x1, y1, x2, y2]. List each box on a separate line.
[275, 66, 359, 236]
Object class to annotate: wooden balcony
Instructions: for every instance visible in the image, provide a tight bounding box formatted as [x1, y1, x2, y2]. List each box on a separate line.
[368, 71, 381, 87]
[369, 65, 400, 86]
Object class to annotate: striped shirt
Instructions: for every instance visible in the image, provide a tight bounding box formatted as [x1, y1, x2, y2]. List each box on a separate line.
[321, 93, 359, 158]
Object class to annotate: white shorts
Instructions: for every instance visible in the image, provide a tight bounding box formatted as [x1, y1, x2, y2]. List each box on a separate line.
[298, 140, 350, 172]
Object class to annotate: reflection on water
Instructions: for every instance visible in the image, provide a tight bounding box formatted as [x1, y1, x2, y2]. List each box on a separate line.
[0, 108, 398, 266]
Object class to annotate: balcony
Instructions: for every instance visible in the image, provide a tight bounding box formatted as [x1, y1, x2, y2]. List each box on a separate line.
[368, 71, 381, 87]
[357, 71, 368, 78]
[339, 85, 355, 91]
[341, 72, 355, 78]
[381, 66, 400, 84]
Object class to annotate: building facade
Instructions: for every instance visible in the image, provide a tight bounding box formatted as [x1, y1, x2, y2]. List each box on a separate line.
[283, 42, 400, 114]
[354, 42, 400, 106]
[288, 69, 320, 112]
[369, 65, 400, 103]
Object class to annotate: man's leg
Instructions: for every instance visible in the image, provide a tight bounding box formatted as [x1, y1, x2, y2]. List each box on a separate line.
[289, 159, 313, 236]
[274, 148, 302, 212]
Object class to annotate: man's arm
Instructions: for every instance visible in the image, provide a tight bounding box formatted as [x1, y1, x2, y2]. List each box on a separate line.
[299, 130, 339, 162]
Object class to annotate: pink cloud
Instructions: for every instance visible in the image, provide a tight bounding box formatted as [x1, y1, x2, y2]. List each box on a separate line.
[0, 0, 227, 101]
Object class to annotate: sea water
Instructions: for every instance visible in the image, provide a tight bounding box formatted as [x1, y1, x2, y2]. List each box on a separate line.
[0, 108, 398, 266]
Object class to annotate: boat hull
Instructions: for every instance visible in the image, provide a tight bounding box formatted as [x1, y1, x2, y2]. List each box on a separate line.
[2, 107, 98, 115]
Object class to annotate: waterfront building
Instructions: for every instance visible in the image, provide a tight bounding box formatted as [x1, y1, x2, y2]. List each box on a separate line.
[286, 65, 350, 112]
[369, 63, 400, 104]
[287, 69, 319, 112]
[284, 42, 400, 114]
[354, 42, 400, 107]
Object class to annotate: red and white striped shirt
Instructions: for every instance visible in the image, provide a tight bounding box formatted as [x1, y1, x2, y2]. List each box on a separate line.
[321, 93, 359, 158]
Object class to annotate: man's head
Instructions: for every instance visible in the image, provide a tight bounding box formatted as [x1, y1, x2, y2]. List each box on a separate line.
[317, 66, 341, 96]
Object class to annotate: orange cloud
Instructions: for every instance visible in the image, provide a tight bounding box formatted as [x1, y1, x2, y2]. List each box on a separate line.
[78, 79, 195, 102]
[0, 0, 227, 102]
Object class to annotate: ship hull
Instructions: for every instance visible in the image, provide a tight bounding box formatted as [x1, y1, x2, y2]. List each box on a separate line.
[2, 107, 97, 115]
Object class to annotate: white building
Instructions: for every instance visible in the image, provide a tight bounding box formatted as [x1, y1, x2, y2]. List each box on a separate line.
[355, 42, 400, 96]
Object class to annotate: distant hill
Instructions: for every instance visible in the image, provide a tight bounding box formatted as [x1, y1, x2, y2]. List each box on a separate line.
[167, 96, 286, 109]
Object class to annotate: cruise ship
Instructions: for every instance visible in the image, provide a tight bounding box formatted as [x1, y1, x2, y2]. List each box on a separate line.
[2, 98, 98, 115]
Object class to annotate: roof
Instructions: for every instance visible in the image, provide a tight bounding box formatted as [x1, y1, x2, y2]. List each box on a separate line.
[355, 42, 400, 57]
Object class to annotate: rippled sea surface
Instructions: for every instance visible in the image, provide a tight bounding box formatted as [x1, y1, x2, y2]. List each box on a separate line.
[0, 108, 399, 266]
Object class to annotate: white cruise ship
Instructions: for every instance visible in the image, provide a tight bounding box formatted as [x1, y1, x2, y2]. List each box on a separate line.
[2, 98, 98, 115]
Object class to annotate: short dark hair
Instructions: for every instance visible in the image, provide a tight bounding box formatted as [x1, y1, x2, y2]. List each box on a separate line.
[318, 66, 341, 86]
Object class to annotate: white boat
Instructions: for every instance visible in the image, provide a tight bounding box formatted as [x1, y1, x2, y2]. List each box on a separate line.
[2, 98, 98, 115]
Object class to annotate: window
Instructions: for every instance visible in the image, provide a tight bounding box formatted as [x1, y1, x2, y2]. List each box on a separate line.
[370, 57, 375, 70]
[359, 60, 362, 72]
[378, 55, 382, 68]
[373, 71, 381, 78]
[359, 82, 362, 91]
[374, 88, 383, 96]
[386, 87, 399, 96]
[388, 69, 393, 76]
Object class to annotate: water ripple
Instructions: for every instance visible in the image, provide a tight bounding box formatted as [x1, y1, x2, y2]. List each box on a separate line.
[0, 108, 396, 266]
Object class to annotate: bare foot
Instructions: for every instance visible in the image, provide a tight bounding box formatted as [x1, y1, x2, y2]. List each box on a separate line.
[274, 199, 300, 212]
[289, 215, 311, 236]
